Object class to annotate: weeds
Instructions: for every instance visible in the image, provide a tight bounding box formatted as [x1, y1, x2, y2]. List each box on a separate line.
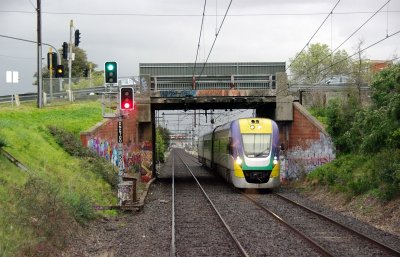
[14, 176, 78, 256]
[48, 125, 118, 188]
[0, 137, 7, 148]
[306, 151, 400, 201]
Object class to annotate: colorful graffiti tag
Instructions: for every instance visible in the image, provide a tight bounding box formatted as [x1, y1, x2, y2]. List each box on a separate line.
[159, 89, 242, 98]
[87, 137, 152, 174]
[282, 133, 335, 179]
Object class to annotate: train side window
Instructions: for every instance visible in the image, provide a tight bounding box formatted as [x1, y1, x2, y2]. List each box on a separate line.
[228, 137, 233, 155]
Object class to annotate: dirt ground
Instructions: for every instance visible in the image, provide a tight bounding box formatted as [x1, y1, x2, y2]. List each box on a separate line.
[301, 187, 400, 237]
[59, 182, 400, 257]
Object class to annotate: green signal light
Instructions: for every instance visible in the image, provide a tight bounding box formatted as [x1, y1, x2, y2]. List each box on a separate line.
[105, 61, 117, 84]
[106, 64, 115, 71]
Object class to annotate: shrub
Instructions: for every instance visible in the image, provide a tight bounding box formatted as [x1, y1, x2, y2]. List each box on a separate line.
[48, 126, 95, 158]
[48, 125, 118, 188]
[15, 176, 78, 255]
[64, 193, 96, 224]
[0, 137, 7, 148]
[307, 151, 400, 201]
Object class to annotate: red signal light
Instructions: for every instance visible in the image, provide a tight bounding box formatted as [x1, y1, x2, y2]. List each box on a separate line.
[123, 101, 131, 109]
[120, 87, 134, 110]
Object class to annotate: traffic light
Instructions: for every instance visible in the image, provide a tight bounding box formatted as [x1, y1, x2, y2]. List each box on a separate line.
[74, 29, 81, 46]
[104, 61, 117, 84]
[55, 65, 64, 78]
[83, 68, 89, 77]
[120, 87, 134, 110]
[47, 52, 57, 69]
[62, 42, 68, 60]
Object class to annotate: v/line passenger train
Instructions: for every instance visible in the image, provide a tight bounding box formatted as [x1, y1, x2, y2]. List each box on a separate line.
[197, 118, 280, 189]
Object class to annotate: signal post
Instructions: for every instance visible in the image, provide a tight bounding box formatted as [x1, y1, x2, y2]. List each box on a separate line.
[104, 61, 136, 207]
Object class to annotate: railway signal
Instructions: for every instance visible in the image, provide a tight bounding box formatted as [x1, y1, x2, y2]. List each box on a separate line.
[47, 52, 57, 70]
[83, 67, 89, 77]
[62, 42, 68, 60]
[74, 29, 81, 46]
[55, 65, 64, 78]
[120, 87, 134, 110]
[105, 61, 117, 84]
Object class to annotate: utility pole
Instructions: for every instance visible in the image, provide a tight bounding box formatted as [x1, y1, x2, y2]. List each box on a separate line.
[68, 20, 73, 101]
[49, 47, 53, 102]
[36, 0, 43, 108]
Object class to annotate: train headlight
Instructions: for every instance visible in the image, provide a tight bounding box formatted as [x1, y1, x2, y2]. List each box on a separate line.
[235, 157, 243, 165]
[273, 156, 278, 165]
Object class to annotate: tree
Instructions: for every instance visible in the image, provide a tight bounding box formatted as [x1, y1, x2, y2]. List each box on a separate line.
[156, 127, 167, 163]
[33, 46, 97, 83]
[351, 39, 372, 103]
[326, 63, 400, 153]
[289, 43, 351, 84]
[157, 127, 171, 148]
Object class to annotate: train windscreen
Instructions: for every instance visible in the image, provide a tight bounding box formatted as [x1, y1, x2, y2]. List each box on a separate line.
[242, 134, 271, 158]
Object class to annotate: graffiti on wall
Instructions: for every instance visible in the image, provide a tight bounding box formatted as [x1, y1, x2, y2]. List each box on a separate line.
[281, 132, 335, 180]
[87, 137, 152, 174]
[159, 90, 196, 98]
[159, 88, 242, 98]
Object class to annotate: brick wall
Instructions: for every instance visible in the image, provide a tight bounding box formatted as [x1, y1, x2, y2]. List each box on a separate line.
[80, 107, 152, 176]
[279, 102, 335, 179]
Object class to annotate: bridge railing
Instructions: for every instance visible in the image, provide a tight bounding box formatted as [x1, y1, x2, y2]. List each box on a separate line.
[150, 74, 277, 91]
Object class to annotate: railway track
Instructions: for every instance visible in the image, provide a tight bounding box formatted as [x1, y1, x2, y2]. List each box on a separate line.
[174, 150, 400, 256]
[171, 149, 247, 256]
[235, 183, 400, 256]
[172, 150, 322, 256]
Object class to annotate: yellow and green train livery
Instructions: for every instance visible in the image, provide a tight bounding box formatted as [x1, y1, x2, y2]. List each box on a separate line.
[198, 118, 280, 189]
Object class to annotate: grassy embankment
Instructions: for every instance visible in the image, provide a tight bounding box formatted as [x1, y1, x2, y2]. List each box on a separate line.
[304, 64, 400, 202]
[0, 100, 117, 256]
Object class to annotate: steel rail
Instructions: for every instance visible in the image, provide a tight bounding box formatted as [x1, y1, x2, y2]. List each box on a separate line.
[175, 150, 249, 257]
[274, 193, 400, 256]
[239, 191, 333, 257]
[170, 153, 176, 257]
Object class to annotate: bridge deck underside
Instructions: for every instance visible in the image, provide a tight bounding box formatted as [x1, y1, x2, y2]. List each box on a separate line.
[150, 95, 276, 110]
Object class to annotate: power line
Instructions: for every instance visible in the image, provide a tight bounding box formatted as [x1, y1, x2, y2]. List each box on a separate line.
[27, 0, 36, 10]
[276, 29, 400, 102]
[1, 10, 399, 17]
[198, 0, 233, 78]
[193, 0, 207, 77]
[285, 0, 341, 73]
[318, 30, 400, 80]
[280, 0, 393, 99]
[300, 0, 392, 76]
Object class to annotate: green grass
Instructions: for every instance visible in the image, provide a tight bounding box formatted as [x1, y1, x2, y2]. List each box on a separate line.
[0, 100, 117, 256]
[305, 150, 400, 201]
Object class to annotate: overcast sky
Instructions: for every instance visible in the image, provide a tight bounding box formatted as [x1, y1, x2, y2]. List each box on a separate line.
[1, 0, 399, 95]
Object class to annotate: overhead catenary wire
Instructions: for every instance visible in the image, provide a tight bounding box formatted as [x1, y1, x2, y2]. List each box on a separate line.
[27, 0, 36, 10]
[192, 0, 207, 78]
[2, 10, 400, 17]
[276, 29, 400, 102]
[317, 29, 400, 82]
[198, 0, 233, 78]
[277, 0, 395, 100]
[285, 0, 341, 73]
[297, 0, 392, 78]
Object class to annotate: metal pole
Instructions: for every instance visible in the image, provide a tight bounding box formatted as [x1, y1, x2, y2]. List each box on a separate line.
[37, 0, 43, 108]
[89, 63, 93, 87]
[49, 48, 53, 103]
[151, 108, 157, 178]
[68, 20, 73, 101]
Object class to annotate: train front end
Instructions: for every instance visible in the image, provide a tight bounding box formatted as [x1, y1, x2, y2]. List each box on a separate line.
[230, 118, 280, 189]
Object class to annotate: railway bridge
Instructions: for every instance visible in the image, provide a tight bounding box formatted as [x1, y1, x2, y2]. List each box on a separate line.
[81, 62, 335, 178]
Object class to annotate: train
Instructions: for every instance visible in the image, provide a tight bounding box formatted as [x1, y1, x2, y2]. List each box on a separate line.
[197, 118, 280, 189]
